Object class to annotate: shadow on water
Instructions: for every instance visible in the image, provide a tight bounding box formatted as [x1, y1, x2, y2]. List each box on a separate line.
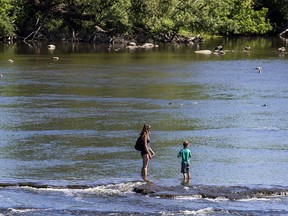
[0, 36, 287, 56]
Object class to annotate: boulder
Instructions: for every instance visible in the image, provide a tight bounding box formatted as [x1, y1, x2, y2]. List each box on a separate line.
[194, 50, 212, 54]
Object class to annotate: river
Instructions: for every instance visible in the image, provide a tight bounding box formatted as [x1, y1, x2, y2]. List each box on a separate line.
[0, 37, 288, 215]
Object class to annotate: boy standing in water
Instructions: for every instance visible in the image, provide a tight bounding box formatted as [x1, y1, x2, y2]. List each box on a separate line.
[177, 141, 192, 181]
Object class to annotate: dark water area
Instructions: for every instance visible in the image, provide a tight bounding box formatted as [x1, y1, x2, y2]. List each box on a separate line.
[0, 37, 288, 215]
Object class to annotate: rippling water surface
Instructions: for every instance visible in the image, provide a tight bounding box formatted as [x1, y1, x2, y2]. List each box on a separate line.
[0, 37, 288, 215]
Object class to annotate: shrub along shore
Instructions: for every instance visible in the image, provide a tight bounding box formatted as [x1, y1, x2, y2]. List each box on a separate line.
[1, 1, 288, 44]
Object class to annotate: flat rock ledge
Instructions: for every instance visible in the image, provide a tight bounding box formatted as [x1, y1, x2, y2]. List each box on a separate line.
[133, 183, 288, 200]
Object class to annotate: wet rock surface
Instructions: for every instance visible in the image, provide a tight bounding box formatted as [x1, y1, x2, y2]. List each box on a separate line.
[134, 183, 288, 200]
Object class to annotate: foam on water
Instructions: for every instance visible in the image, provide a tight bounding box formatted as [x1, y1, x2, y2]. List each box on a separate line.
[159, 207, 216, 215]
[17, 181, 144, 196]
[77, 181, 144, 195]
[173, 195, 205, 200]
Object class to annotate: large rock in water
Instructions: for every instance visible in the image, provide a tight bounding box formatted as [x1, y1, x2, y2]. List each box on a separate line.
[134, 183, 288, 200]
[194, 50, 212, 54]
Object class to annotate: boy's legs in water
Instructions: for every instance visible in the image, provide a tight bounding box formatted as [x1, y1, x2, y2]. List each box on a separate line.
[182, 163, 191, 181]
[183, 164, 191, 182]
[183, 173, 186, 180]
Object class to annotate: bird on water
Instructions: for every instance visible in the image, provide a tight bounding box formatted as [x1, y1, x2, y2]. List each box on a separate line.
[256, 67, 262, 73]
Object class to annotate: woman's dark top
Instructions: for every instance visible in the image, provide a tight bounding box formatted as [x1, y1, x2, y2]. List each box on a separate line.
[141, 136, 150, 156]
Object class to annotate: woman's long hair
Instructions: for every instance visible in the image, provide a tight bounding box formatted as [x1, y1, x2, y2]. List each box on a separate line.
[139, 123, 151, 138]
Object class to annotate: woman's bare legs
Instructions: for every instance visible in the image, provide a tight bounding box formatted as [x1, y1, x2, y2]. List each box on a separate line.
[141, 154, 149, 181]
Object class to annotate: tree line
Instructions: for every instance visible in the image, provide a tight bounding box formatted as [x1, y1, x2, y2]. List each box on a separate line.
[1, 0, 288, 43]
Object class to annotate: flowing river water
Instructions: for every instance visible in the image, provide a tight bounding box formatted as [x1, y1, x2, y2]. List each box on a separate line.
[0, 37, 288, 215]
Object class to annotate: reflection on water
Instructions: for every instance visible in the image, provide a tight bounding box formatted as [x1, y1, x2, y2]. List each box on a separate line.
[0, 37, 288, 215]
[0, 37, 287, 186]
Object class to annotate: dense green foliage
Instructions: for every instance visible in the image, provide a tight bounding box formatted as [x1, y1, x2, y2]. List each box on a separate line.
[0, 0, 16, 37]
[0, 0, 287, 41]
[255, 0, 288, 33]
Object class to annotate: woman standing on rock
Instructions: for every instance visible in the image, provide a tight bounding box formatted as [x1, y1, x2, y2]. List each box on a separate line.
[139, 123, 154, 181]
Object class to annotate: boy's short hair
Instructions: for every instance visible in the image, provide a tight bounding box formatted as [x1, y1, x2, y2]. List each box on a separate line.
[183, 140, 189, 148]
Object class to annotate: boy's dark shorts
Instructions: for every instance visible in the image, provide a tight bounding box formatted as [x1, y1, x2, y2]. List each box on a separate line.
[181, 162, 190, 173]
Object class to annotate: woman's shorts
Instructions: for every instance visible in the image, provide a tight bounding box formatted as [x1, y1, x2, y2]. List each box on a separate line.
[181, 162, 190, 173]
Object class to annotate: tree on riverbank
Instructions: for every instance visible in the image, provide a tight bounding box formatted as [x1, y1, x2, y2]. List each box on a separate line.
[1, 0, 287, 42]
[0, 0, 16, 40]
[255, 0, 288, 34]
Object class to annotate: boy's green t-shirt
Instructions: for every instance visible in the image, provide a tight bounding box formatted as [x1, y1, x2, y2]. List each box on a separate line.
[178, 148, 191, 163]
